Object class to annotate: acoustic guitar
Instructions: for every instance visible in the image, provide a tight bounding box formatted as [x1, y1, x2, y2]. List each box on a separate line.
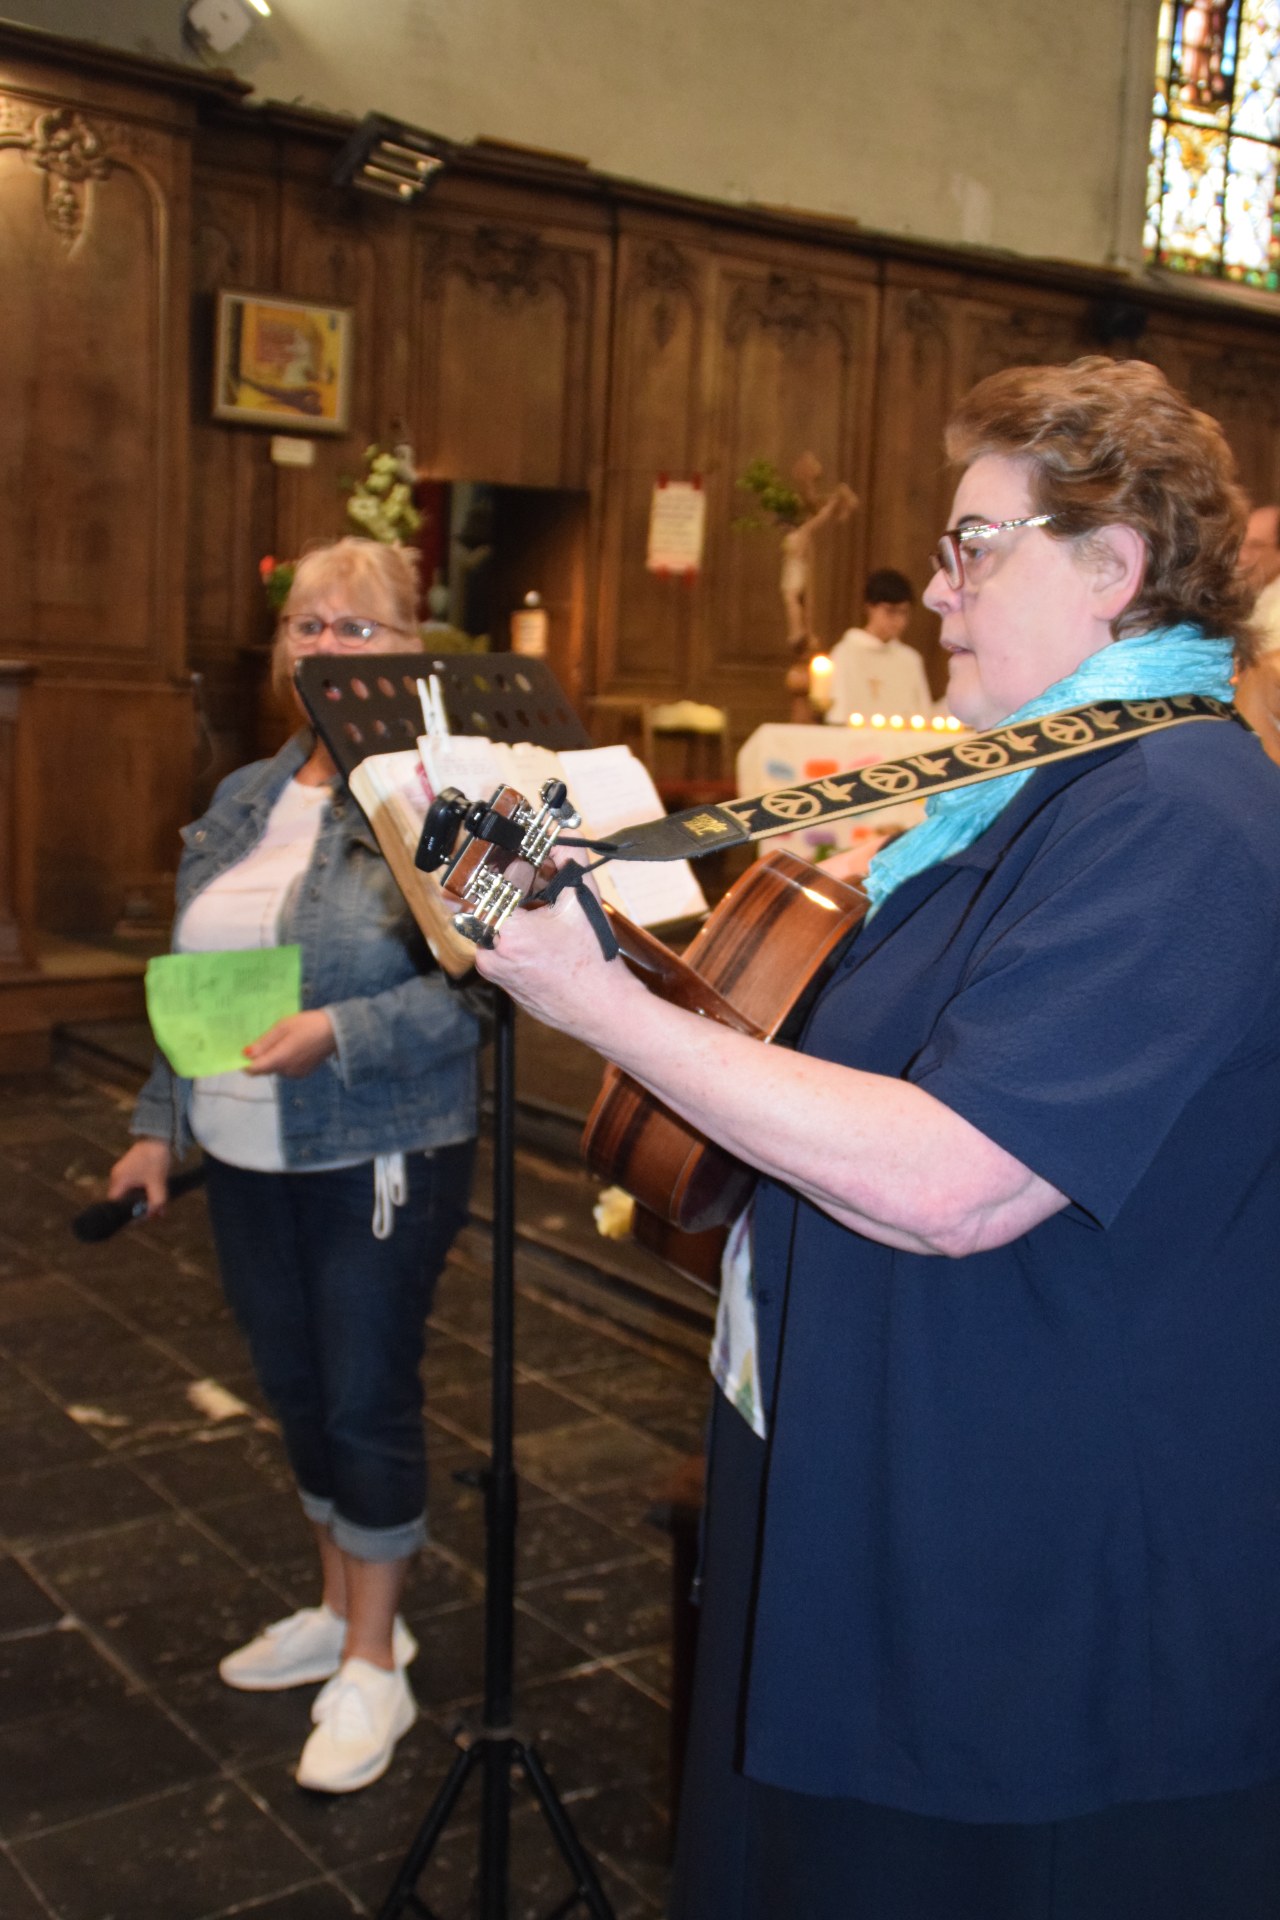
[435, 780, 868, 1275]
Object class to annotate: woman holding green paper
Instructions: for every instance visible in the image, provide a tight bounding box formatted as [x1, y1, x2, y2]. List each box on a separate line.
[109, 537, 480, 1794]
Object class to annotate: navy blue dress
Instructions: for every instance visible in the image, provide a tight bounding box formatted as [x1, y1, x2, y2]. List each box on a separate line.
[672, 721, 1280, 1918]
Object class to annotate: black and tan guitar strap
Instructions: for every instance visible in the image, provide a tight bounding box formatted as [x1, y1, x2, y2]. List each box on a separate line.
[582, 696, 1236, 867]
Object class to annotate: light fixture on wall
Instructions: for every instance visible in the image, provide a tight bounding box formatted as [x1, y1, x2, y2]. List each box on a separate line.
[331, 114, 453, 206]
[183, 0, 271, 55]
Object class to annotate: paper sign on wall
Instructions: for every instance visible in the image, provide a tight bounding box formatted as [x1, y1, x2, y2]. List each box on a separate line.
[646, 477, 705, 575]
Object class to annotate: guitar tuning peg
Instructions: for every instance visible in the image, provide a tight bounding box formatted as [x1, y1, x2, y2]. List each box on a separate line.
[539, 779, 580, 828]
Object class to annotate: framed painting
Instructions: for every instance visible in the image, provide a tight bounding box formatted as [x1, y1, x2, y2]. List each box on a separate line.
[213, 290, 354, 432]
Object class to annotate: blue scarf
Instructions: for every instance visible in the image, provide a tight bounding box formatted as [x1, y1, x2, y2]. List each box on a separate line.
[864, 624, 1236, 914]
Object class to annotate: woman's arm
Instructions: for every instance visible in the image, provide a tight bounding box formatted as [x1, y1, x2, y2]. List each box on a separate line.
[474, 893, 1065, 1258]
[323, 972, 481, 1088]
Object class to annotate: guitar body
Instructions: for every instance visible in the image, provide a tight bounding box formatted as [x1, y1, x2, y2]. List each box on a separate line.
[434, 784, 866, 1254]
[582, 850, 868, 1233]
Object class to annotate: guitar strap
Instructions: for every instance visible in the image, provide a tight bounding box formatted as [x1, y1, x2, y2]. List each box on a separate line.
[576, 695, 1237, 866]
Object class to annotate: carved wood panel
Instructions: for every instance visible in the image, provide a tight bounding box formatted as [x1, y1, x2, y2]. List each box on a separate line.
[705, 260, 878, 721]
[275, 184, 394, 556]
[411, 217, 609, 489]
[0, 92, 187, 677]
[598, 233, 707, 689]
[188, 168, 280, 666]
[0, 55, 195, 943]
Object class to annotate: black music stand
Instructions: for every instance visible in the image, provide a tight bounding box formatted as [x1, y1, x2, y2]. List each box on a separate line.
[295, 654, 616, 1920]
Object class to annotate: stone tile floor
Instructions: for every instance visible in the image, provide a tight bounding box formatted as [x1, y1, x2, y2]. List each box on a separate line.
[0, 1061, 711, 1919]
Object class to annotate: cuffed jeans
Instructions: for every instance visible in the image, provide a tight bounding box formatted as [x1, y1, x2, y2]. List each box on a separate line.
[204, 1143, 474, 1561]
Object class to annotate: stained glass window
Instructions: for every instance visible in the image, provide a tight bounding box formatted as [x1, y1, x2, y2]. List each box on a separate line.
[1146, 1, 1280, 288]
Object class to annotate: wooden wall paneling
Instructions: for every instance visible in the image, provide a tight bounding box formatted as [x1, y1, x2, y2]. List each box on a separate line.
[410, 203, 611, 491]
[274, 177, 393, 556]
[188, 160, 283, 790]
[0, 664, 37, 970]
[30, 679, 194, 935]
[1178, 344, 1280, 508]
[596, 227, 710, 693]
[0, 80, 189, 677]
[189, 164, 282, 646]
[702, 246, 880, 738]
[0, 48, 198, 935]
[865, 281, 956, 695]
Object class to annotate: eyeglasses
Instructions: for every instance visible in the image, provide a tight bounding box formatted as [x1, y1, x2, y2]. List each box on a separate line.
[284, 614, 405, 648]
[929, 514, 1058, 590]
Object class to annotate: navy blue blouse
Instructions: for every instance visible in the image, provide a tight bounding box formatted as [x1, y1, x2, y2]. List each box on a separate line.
[746, 719, 1280, 1822]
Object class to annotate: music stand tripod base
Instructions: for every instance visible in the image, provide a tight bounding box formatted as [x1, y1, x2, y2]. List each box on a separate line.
[293, 656, 615, 1920]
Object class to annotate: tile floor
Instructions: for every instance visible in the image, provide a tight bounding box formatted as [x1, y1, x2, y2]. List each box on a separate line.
[0, 1060, 711, 1919]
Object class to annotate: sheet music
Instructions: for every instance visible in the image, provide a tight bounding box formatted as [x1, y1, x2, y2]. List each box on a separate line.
[558, 746, 707, 925]
[346, 750, 476, 978]
[367, 736, 706, 933]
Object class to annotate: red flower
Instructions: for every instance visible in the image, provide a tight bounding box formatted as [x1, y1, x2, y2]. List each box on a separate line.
[259, 554, 276, 579]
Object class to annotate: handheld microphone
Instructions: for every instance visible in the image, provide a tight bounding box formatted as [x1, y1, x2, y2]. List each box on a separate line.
[71, 1163, 207, 1244]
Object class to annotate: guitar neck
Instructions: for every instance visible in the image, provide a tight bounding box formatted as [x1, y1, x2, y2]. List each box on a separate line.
[603, 905, 762, 1038]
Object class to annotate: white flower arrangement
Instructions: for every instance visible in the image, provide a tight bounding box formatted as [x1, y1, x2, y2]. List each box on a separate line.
[345, 444, 423, 545]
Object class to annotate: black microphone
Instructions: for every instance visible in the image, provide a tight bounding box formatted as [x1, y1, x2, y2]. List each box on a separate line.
[71, 1163, 207, 1243]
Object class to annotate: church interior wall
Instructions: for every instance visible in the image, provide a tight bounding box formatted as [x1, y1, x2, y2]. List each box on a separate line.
[1, 12, 1279, 950]
[7, 0, 1160, 269]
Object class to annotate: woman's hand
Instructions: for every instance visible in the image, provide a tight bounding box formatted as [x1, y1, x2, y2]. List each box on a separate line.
[107, 1137, 172, 1216]
[472, 881, 646, 1051]
[243, 1009, 337, 1079]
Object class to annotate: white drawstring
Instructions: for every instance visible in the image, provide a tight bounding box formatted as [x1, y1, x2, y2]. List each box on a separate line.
[371, 1152, 408, 1239]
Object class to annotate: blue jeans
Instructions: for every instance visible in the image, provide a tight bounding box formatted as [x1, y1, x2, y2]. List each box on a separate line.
[203, 1144, 474, 1561]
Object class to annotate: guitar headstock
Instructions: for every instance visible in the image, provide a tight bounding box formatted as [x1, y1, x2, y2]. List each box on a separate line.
[423, 779, 580, 947]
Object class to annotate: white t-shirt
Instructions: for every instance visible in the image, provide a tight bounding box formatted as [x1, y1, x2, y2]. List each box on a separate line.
[1254, 575, 1280, 655]
[825, 627, 933, 725]
[177, 778, 337, 1172]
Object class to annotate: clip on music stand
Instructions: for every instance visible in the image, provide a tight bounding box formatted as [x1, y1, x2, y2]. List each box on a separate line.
[295, 653, 615, 1920]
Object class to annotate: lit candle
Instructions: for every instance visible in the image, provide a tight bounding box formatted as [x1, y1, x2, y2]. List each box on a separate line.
[848, 711, 864, 727]
[889, 713, 903, 728]
[808, 653, 834, 710]
[910, 714, 926, 729]
[871, 713, 886, 727]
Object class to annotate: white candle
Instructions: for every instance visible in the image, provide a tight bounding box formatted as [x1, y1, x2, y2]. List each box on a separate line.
[808, 653, 834, 709]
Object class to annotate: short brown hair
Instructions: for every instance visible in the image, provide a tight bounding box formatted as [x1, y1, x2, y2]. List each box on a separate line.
[272, 537, 422, 703]
[945, 357, 1256, 663]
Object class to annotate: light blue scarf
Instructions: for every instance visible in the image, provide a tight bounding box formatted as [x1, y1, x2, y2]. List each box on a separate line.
[863, 624, 1235, 914]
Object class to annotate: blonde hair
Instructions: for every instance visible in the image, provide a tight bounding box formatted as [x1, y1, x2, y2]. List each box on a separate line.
[272, 537, 423, 703]
[946, 357, 1256, 663]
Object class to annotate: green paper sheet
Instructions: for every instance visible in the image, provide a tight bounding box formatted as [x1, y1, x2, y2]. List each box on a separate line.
[144, 947, 303, 1078]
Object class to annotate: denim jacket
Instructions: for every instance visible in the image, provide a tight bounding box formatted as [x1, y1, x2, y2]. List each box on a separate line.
[132, 734, 481, 1165]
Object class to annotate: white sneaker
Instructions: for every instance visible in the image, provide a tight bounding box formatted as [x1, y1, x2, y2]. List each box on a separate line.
[220, 1605, 346, 1691]
[295, 1658, 417, 1792]
[220, 1606, 417, 1693]
[311, 1617, 419, 1721]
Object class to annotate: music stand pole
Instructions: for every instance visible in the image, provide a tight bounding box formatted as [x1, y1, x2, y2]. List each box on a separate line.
[376, 986, 614, 1920]
[292, 656, 613, 1920]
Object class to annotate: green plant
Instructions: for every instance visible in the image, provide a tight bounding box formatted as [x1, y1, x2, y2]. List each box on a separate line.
[733, 457, 807, 531]
[258, 554, 295, 612]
